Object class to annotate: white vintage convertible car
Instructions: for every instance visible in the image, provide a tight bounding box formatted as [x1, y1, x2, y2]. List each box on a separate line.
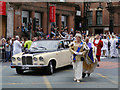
[11, 40, 72, 75]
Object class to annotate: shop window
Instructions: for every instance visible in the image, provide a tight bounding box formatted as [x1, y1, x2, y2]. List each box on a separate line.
[35, 12, 41, 29]
[23, 17, 27, 27]
[22, 11, 29, 27]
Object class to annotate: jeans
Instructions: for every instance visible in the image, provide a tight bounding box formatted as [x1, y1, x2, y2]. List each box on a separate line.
[6, 51, 10, 62]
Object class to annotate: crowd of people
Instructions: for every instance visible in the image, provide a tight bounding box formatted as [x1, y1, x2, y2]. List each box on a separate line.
[0, 25, 120, 63]
[69, 33, 120, 82]
[0, 36, 32, 62]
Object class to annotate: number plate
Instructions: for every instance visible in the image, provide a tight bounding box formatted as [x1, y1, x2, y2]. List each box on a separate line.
[22, 66, 29, 69]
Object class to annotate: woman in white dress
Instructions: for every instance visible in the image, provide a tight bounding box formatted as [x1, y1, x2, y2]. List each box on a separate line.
[69, 33, 89, 82]
[110, 35, 119, 58]
[101, 35, 109, 57]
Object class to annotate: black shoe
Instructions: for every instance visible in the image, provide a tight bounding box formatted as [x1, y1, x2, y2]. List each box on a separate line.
[82, 73, 86, 78]
[111, 56, 116, 58]
[97, 64, 100, 67]
[87, 73, 90, 77]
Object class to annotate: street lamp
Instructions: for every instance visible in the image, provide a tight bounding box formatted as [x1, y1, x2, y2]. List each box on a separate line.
[106, 0, 114, 34]
[97, 2, 103, 10]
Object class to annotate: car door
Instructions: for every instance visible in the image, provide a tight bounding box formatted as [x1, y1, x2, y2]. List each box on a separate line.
[56, 41, 66, 67]
[63, 40, 72, 65]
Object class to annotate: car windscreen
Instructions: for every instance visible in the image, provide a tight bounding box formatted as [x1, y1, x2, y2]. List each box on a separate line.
[29, 40, 59, 51]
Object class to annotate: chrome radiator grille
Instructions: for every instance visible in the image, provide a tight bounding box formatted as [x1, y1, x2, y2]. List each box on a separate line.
[22, 56, 33, 65]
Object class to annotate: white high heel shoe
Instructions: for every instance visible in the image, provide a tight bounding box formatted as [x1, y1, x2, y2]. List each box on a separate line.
[77, 80, 81, 83]
[74, 78, 77, 81]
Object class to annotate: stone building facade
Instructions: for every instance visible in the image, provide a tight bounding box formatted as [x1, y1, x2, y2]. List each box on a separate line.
[7, 2, 77, 38]
[2, 2, 120, 38]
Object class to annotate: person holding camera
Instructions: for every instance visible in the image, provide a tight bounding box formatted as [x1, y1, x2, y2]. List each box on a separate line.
[69, 33, 89, 82]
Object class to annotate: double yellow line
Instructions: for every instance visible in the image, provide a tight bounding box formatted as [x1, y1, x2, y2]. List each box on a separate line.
[96, 73, 118, 85]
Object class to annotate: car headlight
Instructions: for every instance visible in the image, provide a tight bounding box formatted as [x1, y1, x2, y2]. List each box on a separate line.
[12, 57, 16, 61]
[33, 57, 38, 61]
[17, 57, 21, 61]
[39, 56, 44, 61]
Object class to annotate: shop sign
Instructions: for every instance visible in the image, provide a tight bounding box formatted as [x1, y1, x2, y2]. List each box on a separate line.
[76, 11, 81, 16]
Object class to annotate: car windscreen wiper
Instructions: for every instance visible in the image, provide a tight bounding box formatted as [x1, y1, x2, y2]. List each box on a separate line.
[31, 47, 38, 50]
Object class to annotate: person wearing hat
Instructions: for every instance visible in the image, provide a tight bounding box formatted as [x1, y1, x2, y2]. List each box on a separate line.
[13, 36, 22, 56]
[69, 33, 89, 82]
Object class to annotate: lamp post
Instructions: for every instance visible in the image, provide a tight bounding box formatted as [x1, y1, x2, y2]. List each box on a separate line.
[47, 2, 50, 35]
[106, 0, 114, 34]
[83, 2, 91, 31]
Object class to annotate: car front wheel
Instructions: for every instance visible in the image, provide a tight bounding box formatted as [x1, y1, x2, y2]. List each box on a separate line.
[16, 68, 24, 74]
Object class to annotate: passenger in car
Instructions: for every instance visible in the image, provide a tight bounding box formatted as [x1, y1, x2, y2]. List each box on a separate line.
[69, 33, 89, 83]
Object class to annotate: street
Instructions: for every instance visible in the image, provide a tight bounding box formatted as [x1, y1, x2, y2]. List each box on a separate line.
[0, 1, 120, 90]
[1, 57, 119, 89]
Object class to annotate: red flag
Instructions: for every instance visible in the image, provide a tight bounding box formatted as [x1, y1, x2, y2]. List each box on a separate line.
[49, 6, 56, 22]
[0, 1, 6, 15]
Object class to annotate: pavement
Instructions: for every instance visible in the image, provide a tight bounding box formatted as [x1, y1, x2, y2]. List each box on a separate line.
[0, 56, 119, 89]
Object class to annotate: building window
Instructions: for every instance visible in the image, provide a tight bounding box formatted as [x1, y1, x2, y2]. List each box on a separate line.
[22, 11, 29, 27]
[61, 16, 67, 28]
[96, 11, 102, 25]
[35, 12, 41, 28]
[87, 11, 93, 25]
[23, 17, 27, 27]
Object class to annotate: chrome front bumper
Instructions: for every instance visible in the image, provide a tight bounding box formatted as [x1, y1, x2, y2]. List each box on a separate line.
[11, 65, 48, 70]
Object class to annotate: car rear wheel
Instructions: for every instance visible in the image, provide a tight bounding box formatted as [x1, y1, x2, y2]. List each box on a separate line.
[47, 61, 54, 75]
[16, 68, 24, 74]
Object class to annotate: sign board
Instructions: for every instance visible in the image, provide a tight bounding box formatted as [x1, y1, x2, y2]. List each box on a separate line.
[0, 1, 6, 15]
[76, 11, 81, 16]
[49, 6, 56, 22]
[104, 27, 109, 31]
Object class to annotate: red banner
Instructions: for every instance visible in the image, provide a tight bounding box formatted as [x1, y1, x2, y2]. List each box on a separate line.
[49, 6, 56, 22]
[0, 1, 6, 15]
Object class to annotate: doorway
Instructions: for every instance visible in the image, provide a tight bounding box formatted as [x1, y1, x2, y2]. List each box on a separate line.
[95, 29, 103, 34]
[75, 16, 81, 32]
